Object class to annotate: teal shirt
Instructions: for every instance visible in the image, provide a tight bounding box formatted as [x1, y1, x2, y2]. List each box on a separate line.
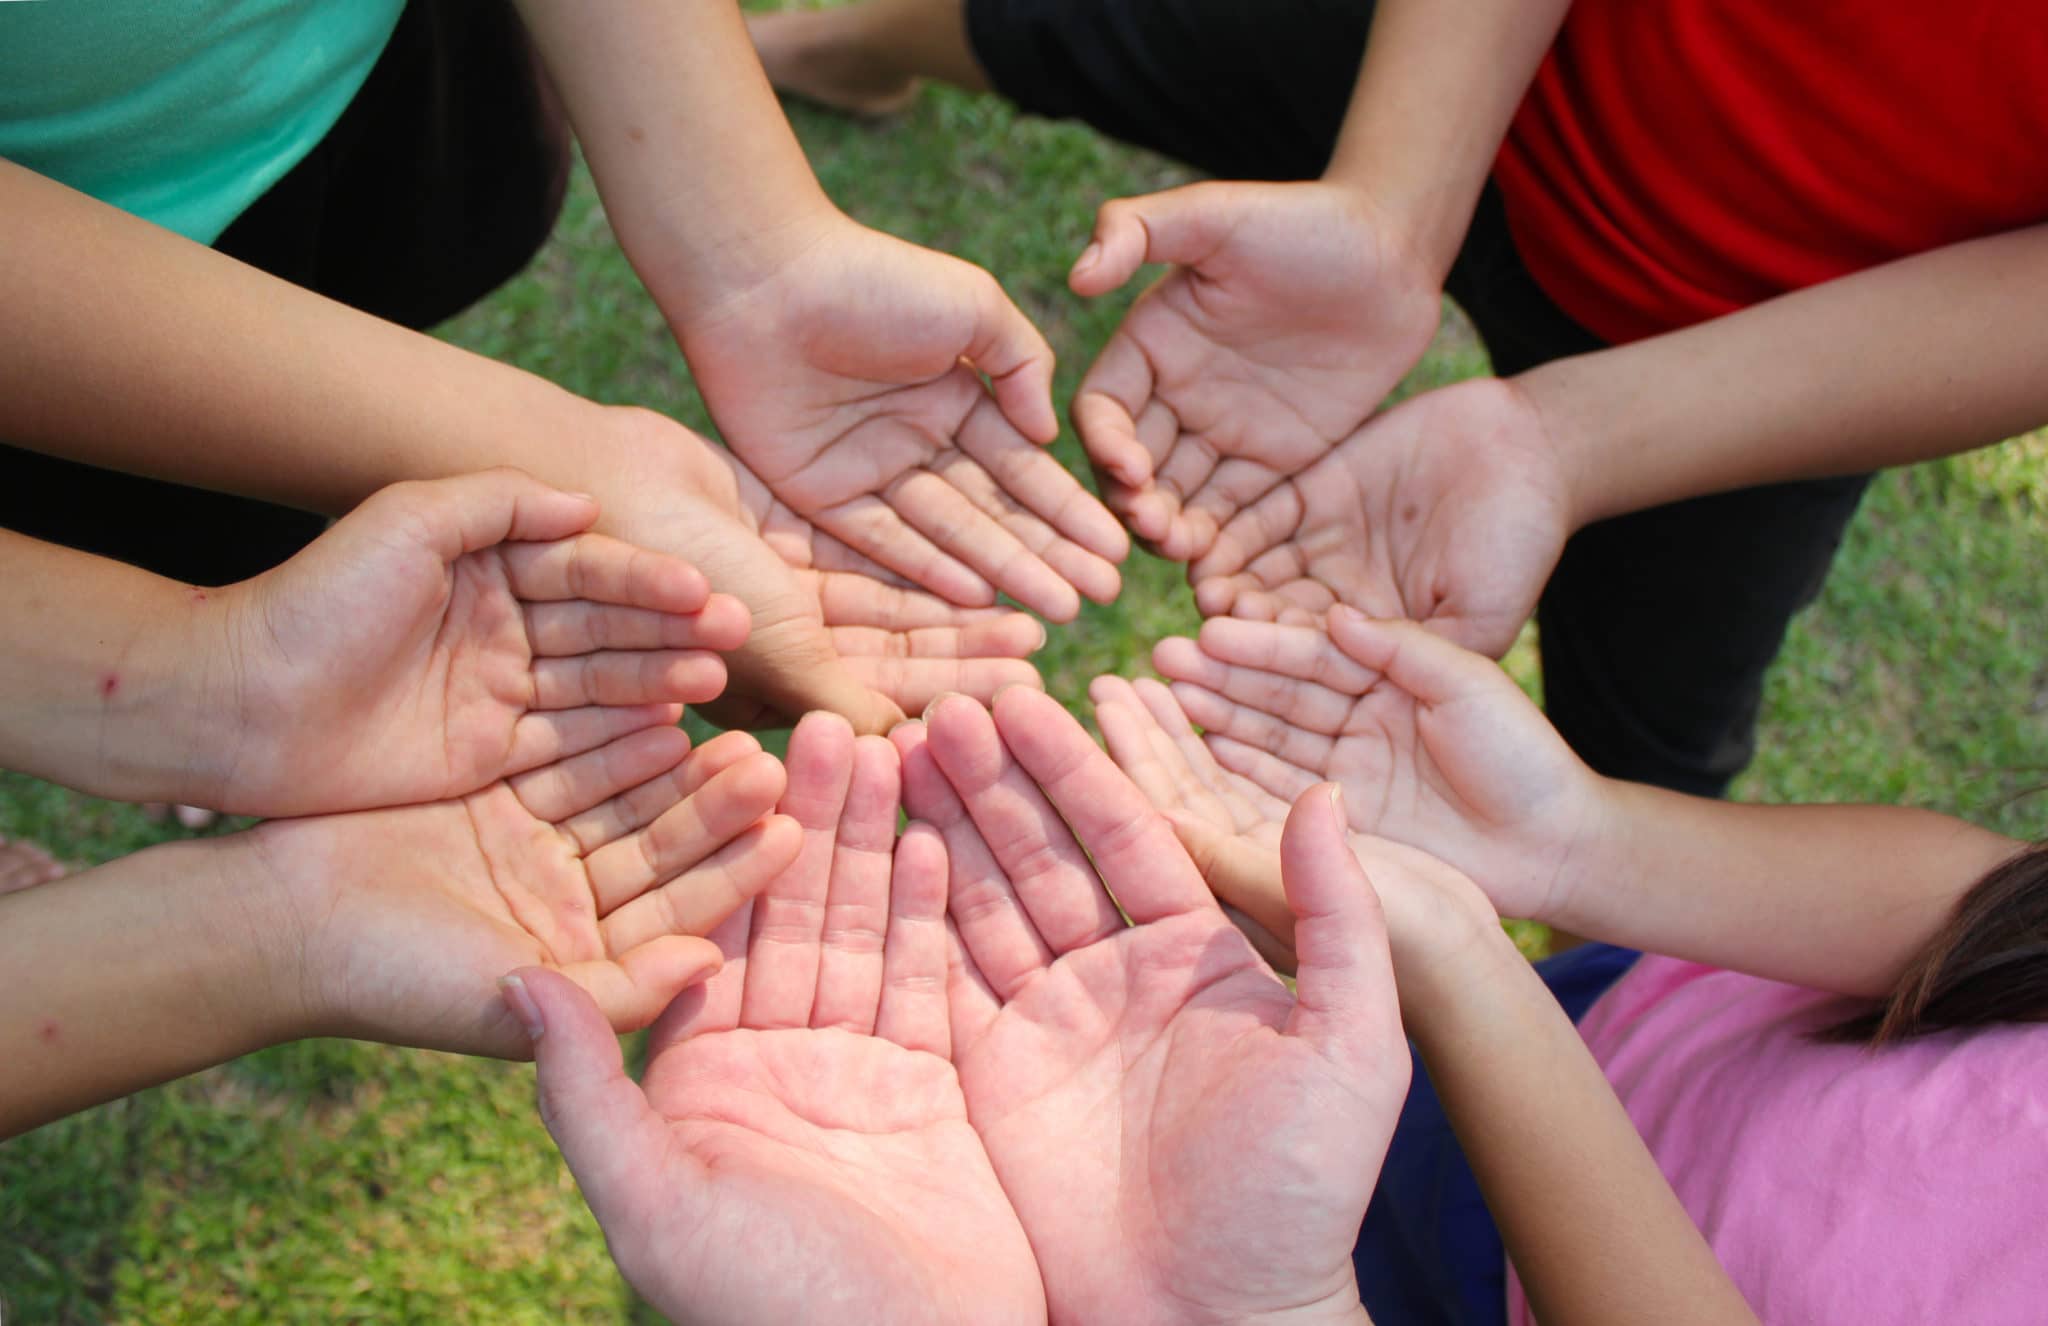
[0, 0, 405, 242]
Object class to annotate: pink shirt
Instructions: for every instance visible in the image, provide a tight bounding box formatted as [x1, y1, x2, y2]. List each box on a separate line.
[1506, 955, 2048, 1324]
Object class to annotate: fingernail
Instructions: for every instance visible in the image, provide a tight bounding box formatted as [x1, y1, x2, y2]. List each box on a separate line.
[1331, 604, 1369, 628]
[499, 974, 545, 1042]
[1030, 618, 1049, 651]
[1325, 784, 1346, 821]
[1076, 241, 1102, 269]
[567, 491, 598, 503]
[921, 691, 966, 723]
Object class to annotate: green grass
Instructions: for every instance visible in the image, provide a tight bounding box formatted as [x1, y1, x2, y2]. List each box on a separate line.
[6, 68, 2048, 1326]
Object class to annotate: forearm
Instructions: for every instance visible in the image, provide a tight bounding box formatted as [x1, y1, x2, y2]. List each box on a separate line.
[0, 531, 240, 806]
[1322, 0, 1570, 280]
[1554, 785, 2020, 998]
[513, 0, 838, 322]
[0, 836, 300, 1138]
[1, 159, 612, 515]
[1406, 930, 1756, 1326]
[1525, 222, 2048, 524]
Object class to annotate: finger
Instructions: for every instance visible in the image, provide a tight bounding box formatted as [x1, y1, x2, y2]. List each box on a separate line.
[827, 611, 1044, 659]
[885, 468, 1083, 622]
[943, 917, 1002, 1052]
[531, 650, 730, 709]
[955, 396, 1129, 564]
[1222, 901, 1299, 977]
[378, 468, 600, 563]
[874, 822, 952, 1057]
[989, 686, 1213, 925]
[1131, 678, 1292, 824]
[809, 736, 902, 1035]
[509, 725, 693, 824]
[1165, 808, 1296, 955]
[725, 614, 909, 738]
[1281, 786, 1403, 1070]
[559, 730, 764, 854]
[1153, 626, 1366, 733]
[925, 694, 1125, 954]
[601, 814, 803, 954]
[646, 903, 755, 1055]
[892, 716, 1055, 1000]
[964, 270, 1060, 444]
[844, 654, 1044, 717]
[1170, 681, 1342, 778]
[921, 449, 1125, 612]
[1205, 731, 1322, 810]
[583, 750, 790, 913]
[503, 531, 713, 615]
[555, 935, 729, 1035]
[815, 572, 1038, 634]
[1327, 605, 1503, 707]
[1090, 674, 1190, 814]
[505, 703, 685, 774]
[1188, 478, 1307, 584]
[508, 966, 679, 1239]
[816, 493, 999, 608]
[1072, 335, 1159, 491]
[740, 711, 858, 1029]
[1069, 183, 1235, 297]
[524, 595, 751, 656]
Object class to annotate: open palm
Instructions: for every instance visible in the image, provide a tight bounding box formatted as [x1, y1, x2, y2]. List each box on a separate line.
[520, 714, 1043, 1325]
[1151, 611, 1598, 923]
[218, 470, 748, 817]
[1188, 376, 1573, 657]
[1071, 181, 1441, 563]
[897, 687, 1406, 1326]
[252, 724, 800, 1058]
[680, 218, 1127, 620]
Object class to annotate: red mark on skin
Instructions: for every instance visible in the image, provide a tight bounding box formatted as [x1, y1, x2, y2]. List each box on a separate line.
[188, 588, 208, 604]
[99, 673, 120, 699]
[626, 125, 646, 143]
[37, 1019, 60, 1045]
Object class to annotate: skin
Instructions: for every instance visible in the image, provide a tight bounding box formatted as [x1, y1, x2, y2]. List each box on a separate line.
[0, 469, 749, 817]
[514, 0, 1127, 620]
[1089, 672, 1761, 1325]
[898, 688, 1399, 1326]
[511, 713, 1046, 1325]
[0, 725, 801, 1138]
[1149, 607, 2020, 997]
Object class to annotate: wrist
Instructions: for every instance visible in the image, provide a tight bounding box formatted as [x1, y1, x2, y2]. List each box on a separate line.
[85, 571, 244, 809]
[172, 831, 319, 1050]
[638, 193, 847, 335]
[1512, 353, 1630, 529]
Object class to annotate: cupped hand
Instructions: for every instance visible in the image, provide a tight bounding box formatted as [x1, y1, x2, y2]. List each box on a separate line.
[514, 712, 1045, 1325]
[593, 413, 1047, 735]
[1069, 180, 1441, 563]
[895, 686, 1406, 1326]
[252, 724, 801, 1058]
[212, 468, 749, 817]
[676, 216, 1128, 620]
[1187, 374, 1573, 657]
[1149, 608, 1601, 924]
[1090, 672, 1505, 983]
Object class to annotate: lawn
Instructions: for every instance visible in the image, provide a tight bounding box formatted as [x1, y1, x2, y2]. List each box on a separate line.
[6, 58, 2048, 1326]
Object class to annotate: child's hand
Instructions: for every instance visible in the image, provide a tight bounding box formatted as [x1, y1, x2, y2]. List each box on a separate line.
[1149, 608, 1605, 926]
[197, 468, 748, 818]
[1090, 674, 1503, 989]
[251, 726, 800, 1058]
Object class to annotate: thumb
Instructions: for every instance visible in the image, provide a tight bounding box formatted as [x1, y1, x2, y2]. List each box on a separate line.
[1069, 182, 1238, 296]
[380, 468, 602, 564]
[502, 967, 676, 1231]
[964, 269, 1059, 445]
[1278, 786, 1404, 1070]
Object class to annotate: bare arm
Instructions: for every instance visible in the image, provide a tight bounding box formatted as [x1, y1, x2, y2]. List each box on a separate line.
[1528, 221, 2048, 524]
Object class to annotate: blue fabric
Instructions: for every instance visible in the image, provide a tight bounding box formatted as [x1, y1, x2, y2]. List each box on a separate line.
[1353, 942, 1643, 1326]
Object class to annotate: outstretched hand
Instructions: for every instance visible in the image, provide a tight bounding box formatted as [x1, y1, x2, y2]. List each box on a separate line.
[515, 712, 1044, 1325]
[896, 686, 1405, 1326]
[1150, 608, 1600, 923]
[591, 416, 1048, 736]
[251, 724, 800, 1058]
[211, 468, 749, 818]
[1070, 180, 1441, 562]
[1187, 375, 1573, 657]
[677, 216, 1128, 620]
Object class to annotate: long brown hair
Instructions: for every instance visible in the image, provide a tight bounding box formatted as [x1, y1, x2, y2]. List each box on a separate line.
[1821, 841, 2048, 1045]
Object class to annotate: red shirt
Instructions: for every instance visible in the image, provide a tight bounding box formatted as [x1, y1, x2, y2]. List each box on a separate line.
[1493, 1, 2048, 345]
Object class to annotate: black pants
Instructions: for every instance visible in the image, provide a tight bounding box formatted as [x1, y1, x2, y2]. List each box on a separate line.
[0, 0, 570, 588]
[969, 0, 1871, 797]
